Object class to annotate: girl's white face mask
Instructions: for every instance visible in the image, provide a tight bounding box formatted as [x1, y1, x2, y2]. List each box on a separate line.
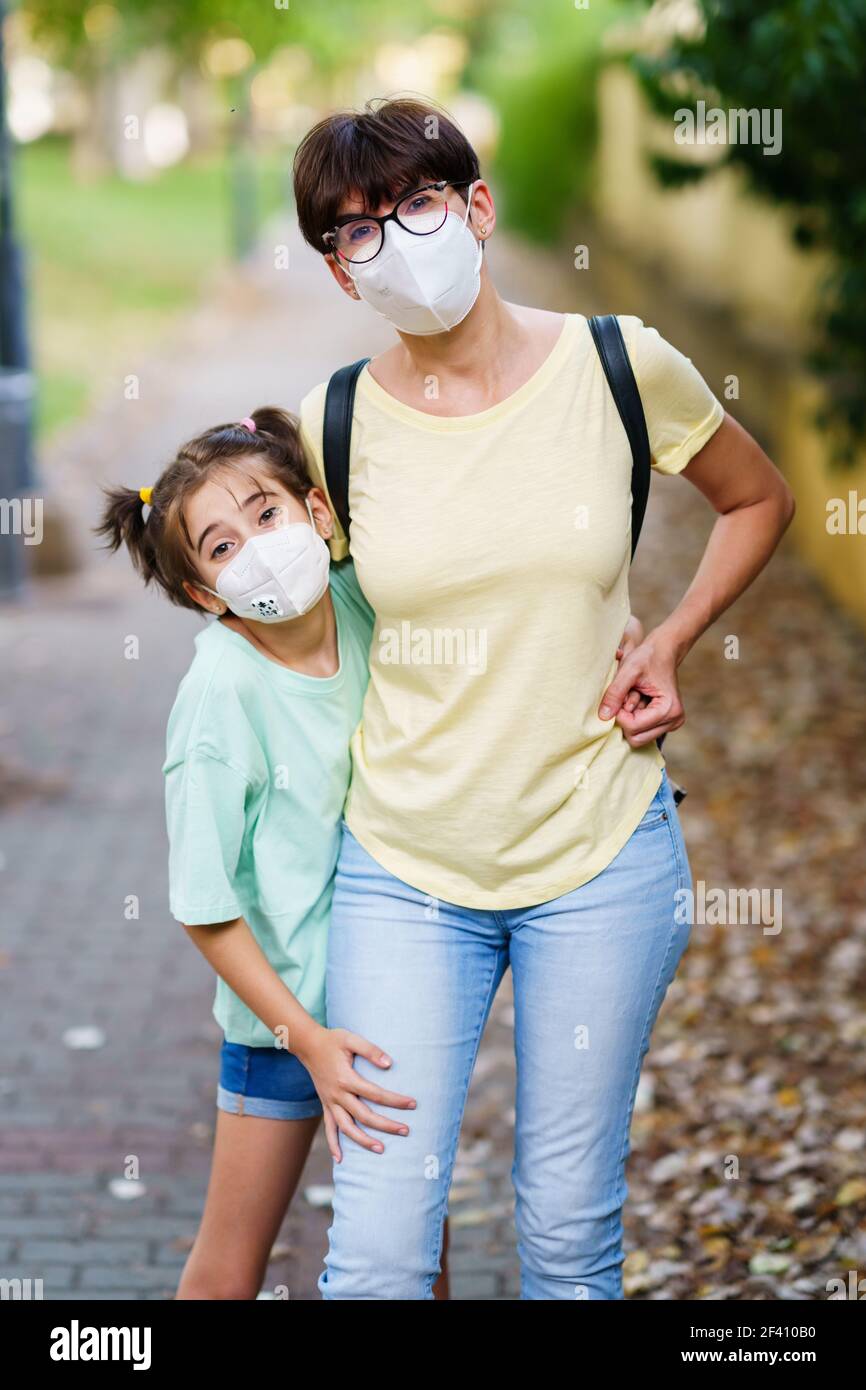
[347, 182, 483, 337]
[202, 498, 330, 623]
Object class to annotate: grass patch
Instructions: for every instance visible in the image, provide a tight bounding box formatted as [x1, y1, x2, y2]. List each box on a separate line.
[17, 138, 288, 438]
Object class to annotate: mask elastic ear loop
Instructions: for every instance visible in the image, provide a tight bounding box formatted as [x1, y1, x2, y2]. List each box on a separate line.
[305, 495, 317, 530]
[461, 181, 484, 269]
[462, 180, 476, 228]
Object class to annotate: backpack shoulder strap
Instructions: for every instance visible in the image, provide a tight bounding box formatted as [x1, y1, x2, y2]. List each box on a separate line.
[587, 314, 651, 560]
[589, 317, 681, 777]
[322, 357, 370, 541]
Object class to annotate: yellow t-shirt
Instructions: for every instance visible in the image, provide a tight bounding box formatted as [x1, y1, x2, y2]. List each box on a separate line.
[299, 313, 724, 909]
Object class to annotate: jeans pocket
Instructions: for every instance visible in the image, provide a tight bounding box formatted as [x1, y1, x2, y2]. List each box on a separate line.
[632, 778, 669, 834]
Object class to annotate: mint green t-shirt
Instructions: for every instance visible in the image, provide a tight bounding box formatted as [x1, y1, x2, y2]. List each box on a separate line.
[163, 560, 374, 1047]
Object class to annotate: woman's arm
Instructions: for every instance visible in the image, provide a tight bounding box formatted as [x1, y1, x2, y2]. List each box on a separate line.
[599, 412, 795, 747]
[183, 915, 416, 1160]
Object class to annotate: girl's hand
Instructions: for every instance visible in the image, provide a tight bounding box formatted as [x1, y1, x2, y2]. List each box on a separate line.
[599, 631, 685, 749]
[301, 1026, 417, 1163]
[615, 614, 647, 717]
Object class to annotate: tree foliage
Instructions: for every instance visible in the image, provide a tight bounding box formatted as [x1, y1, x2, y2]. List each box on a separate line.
[470, 0, 617, 242]
[18, 0, 436, 72]
[633, 0, 866, 457]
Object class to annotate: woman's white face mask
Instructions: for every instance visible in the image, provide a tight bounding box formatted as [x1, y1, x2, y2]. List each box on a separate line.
[201, 497, 330, 623]
[346, 182, 483, 337]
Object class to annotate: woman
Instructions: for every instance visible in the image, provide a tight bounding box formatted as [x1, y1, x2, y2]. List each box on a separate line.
[292, 98, 795, 1299]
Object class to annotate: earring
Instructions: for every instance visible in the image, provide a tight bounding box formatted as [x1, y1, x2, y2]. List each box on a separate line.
[480, 224, 488, 235]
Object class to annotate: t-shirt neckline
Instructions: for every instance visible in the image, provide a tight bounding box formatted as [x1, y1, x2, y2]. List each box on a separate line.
[357, 312, 581, 432]
[202, 601, 346, 697]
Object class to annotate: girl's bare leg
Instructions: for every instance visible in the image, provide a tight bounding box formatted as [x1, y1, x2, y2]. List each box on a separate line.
[176, 1110, 320, 1299]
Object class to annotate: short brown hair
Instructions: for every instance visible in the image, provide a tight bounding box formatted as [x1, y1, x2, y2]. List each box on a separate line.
[95, 407, 313, 613]
[293, 96, 481, 253]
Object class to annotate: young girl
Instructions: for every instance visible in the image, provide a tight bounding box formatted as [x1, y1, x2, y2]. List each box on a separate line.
[97, 407, 437, 1300]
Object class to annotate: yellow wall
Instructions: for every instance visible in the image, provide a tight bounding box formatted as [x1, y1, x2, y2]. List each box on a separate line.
[594, 63, 866, 631]
[780, 378, 866, 629]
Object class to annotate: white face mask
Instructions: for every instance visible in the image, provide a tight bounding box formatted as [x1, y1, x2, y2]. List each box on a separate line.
[347, 182, 483, 336]
[202, 497, 330, 623]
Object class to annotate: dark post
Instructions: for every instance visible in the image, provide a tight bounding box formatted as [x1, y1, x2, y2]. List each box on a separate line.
[0, 0, 36, 598]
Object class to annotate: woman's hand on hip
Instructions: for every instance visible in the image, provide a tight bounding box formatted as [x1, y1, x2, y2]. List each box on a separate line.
[299, 1025, 417, 1162]
[599, 631, 685, 748]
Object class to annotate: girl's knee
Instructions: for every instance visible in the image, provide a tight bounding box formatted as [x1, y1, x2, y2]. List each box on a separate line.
[176, 1272, 262, 1300]
[176, 1248, 264, 1301]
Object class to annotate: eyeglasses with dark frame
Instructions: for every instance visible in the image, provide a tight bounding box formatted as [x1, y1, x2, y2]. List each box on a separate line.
[322, 179, 473, 265]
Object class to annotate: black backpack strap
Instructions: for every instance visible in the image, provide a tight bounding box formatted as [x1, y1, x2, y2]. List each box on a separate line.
[587, 314, 651, 561]
[589, 316, 681, 790]
[322, 357, 370, 541]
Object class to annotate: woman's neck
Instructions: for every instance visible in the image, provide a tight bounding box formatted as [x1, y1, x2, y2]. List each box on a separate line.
[398, 277, 516, 371]
[221, 588, 339, 677]
[370, 277, 564, 415]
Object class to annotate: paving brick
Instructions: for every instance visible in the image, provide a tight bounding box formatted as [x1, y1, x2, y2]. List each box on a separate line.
[0, 1198, 30, 1215]
[90, 1217, 195, 1241]
[152, 1246, 188, 1266]
[20, 1240, 149, 1265]
[0, 1175, 97, 1192]
[34, 1194, 111, 1216]
[0, 1218, 81, 1238]
[80, 1266, 177, 1292]
[55, 1292, 139, 1301]
[450, 1273, 500, 1300]
[162, 1196, 207, 1218]
[0, 1266, 75, 1291]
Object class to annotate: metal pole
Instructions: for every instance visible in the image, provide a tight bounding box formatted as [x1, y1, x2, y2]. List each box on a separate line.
[0, 0, 36, 599]
[0, 0, 30, 371]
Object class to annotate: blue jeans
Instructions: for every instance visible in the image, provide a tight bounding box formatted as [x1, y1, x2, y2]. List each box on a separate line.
[319, 769, 692, 1300]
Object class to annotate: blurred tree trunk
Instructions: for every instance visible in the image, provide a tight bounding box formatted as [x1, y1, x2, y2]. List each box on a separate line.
[178, 67, 219, 159]
[71, 50, 170, 181]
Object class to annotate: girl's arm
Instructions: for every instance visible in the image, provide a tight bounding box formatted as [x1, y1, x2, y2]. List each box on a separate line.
[599, 412, 795, 747]
[183, 915, 416, 1161]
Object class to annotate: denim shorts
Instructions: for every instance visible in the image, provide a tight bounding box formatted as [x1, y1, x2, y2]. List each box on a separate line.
[217, 1038, 323, 1121]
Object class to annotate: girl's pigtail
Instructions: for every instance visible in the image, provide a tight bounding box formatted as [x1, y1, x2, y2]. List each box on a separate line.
[249, 406, 300, 446]
[94, 485, 160, 586]
[247, 407, 311, 496]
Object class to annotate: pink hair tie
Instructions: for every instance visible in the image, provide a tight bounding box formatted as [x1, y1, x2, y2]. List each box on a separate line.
[239, 416, 256, 433]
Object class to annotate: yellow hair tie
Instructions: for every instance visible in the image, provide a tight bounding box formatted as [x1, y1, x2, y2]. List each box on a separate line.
[139, 486, 153, 506]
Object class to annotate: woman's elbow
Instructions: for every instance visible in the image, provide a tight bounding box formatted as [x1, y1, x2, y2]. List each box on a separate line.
[764, 463, 796, 534]
[778, 477, 797, 531]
